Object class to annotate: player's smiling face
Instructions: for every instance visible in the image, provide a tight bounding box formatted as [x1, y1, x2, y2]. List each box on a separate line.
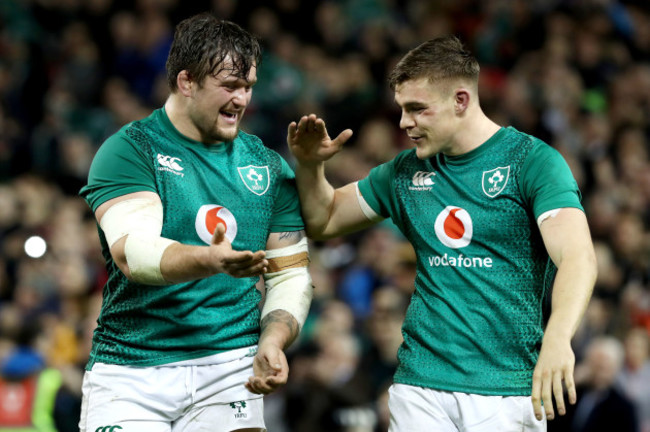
[394, 77, 460, 159]
[188, 57, 257, 144]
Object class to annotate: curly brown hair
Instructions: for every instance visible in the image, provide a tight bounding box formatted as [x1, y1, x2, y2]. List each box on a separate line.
[165, 13, 261, 91]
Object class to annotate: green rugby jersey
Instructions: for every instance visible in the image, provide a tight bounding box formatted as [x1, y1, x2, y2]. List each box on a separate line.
[80, 108, 304, 369]
[358, 127, 582, 395]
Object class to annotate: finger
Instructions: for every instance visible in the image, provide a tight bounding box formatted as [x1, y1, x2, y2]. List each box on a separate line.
[263, 351, 284, 372]
[211, 223, 227, 245]
[565, 371, 577, 405]
[228, 261, 269, 278]
[287, 121, 297, 142]
[531, 371, 543, 421]
[271, 357, 289, 385]
[224, 251, 266, 267]
[331, 129, 354, 148]
[314, 118, 327, 135]
[247, 376, 273, 395]
[541, 372, 554, 420]
[296, 115, 309, 134]
[231, 258, 268, 272]
[553, 371, 566, 416]
[245, 377, 269, 394]
[221, 250, 257, 265]
[306, 114, 317, 132]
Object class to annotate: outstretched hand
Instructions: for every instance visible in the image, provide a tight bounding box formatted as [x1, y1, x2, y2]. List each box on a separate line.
[287, 114, 353, 166]
[209, 223, 268, 278]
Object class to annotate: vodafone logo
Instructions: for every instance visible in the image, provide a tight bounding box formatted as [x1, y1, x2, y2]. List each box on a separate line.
[195, 205, 238, 244]
[434, 206, 473, 248]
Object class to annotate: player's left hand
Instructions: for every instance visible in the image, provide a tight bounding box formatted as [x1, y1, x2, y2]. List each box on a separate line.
[245, 343, 289, 395]
[531, 333, 576, 422]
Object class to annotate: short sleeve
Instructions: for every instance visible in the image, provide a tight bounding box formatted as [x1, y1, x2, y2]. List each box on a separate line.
[79, 129, 157, 211]
[357, 159, 396, 218]
[269, 156, 305, 232]
[519, 143, 583, 219]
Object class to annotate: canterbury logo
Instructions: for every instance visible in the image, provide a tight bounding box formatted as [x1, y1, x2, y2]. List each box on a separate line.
[412, 171, 435, 186]
[95, 426, 122, 432]
[410, 171, 436, 190]
[157, 154, 183, 171]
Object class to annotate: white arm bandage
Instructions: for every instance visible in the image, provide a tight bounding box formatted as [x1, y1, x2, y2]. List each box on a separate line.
[261, 237, 313, 329]
[536, 208, 562, 227]
[99, 198, 177, 285]
[355, 182, 385, 223]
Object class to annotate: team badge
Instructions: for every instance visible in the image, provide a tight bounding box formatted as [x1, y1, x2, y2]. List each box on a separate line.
[237, 165, 270, 196]
[481, 166, 510, 198]
[195, 204, 238, 244]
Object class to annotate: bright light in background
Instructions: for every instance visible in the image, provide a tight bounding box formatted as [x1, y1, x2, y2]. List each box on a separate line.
[24, 235, 47, 258]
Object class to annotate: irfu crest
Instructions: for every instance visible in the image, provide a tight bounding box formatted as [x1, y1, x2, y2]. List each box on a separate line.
[237, 165, 270, 196]
[482, 166, 510, 198]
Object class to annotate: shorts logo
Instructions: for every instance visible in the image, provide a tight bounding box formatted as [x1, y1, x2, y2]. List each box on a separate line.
[230, 401, 248, 419]
[237, 165, 270, 196]
[482, 166, 510, 198]
[157, 153, 184, 177]
[434, 206, 473, 248]
[95, 426, 122, 432]
[409, 171, 436, 191]
[195, 205, 238, 244]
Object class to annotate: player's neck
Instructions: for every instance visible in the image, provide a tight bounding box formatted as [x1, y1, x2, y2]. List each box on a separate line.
[164, 95, 202, 143]
[450, 112, 500, 156]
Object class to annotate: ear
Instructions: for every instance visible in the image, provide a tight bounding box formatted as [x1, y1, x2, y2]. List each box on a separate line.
[176, 70, 193, 97]
[454, 89, 470, 114]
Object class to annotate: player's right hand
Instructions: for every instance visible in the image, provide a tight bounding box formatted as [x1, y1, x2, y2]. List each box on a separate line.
[209, 223, 268, 277]
[287, 113, 353, 166]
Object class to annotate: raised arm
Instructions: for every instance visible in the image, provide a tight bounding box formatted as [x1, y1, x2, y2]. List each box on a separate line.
[288, 114, 380, 239]
[531, 207, 597, 421]
[95, 191, 268, 285]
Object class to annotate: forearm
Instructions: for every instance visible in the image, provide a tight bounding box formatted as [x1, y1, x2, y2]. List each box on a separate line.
[295, 162, 336, 239]
[111, 232, 264, 285]
[544, 253, 597, 342]
[259, 309, 300, 349]
[159, 242, 218, 283]
[112, 237, 218, 284]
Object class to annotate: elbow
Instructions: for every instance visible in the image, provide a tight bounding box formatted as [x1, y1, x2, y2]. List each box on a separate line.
[305, 226, 328, 241]
[304, 223, 341, 241]
[110, 236, 134, 280]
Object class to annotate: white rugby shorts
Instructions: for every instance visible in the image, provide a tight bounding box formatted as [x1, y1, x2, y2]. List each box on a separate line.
[388, 383, 546, 432]
[79, 347, 265, 432]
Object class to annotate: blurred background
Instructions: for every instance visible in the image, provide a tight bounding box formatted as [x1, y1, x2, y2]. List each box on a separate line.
[0, 0, 648, 431]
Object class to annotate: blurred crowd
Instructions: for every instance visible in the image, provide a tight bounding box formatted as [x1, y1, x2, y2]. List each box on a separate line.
[0, 0, 649, 431]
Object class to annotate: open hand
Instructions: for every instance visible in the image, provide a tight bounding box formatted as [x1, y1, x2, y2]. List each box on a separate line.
[287, 114, 353, 166]
[209, 223, 268, 277]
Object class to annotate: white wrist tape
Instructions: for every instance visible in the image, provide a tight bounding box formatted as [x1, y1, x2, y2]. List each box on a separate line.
[99, 198, 177, 285]
[261, 237, 313, 329]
